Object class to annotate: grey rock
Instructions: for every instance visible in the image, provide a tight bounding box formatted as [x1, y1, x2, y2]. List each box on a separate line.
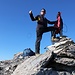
[0, 37, 75, 75]
[13, 52, 23, 60]
[0, 52, 30, 75]
[12, 50, 53, 75]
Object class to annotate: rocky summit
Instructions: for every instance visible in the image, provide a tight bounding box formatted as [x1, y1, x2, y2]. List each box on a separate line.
[0, 37, 75, 75]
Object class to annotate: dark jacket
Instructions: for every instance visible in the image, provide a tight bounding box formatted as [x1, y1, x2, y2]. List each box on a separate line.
[60, 17, 63, 30]
[29, 13, 56, 30]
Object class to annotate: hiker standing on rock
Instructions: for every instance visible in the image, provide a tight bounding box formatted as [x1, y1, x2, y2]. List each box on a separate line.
[29, 8, 57, 54]
[51, 12, 63, 40]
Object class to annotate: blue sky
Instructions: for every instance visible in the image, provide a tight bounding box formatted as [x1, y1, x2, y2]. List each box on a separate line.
[0, 0, 75, 60]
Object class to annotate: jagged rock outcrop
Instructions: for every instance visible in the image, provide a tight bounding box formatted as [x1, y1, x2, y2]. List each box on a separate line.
[11, 37, 75, 75]
[46, 37, 75, 73]
[0, 37, 75, 75]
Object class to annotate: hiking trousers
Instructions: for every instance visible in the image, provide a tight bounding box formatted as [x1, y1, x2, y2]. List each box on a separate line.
[35, 26, 57, 54]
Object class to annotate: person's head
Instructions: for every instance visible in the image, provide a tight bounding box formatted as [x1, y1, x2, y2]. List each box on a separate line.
[58, 12, 61, 16]
[57, 12, 61, 18]
[40, 8, 46, 16]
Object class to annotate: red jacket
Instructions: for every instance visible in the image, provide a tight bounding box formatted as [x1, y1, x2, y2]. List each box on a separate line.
[54, 15, 63, 34]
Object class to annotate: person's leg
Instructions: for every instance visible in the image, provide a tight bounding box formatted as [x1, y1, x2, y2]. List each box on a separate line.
[51, 31, 55, 44]
[43, 26, 57, 42]
[60, 29, 63, 37]
[43, 26, 55, 32]
[35, 30, 43, 54]
[51, 31, 53, 38]
[43, 26, 56, 38]
[51, 31, 56, 38]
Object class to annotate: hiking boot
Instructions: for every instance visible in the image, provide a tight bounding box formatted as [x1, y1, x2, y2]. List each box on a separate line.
[35, 53, 40, 56]
[51, 36, 54, 41]
[52, 37, 59, 41]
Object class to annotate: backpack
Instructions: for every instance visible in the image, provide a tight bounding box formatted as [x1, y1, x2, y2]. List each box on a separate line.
[23, 48, 35, 57]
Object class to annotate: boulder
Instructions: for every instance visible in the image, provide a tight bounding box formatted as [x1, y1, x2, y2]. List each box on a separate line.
[12, 50, 53, 75]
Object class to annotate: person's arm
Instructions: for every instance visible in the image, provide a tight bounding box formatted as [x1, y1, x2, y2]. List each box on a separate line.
[29, 10, 38, 21]
[48, 20, 57, 24]
[46, 18, 57, 24]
